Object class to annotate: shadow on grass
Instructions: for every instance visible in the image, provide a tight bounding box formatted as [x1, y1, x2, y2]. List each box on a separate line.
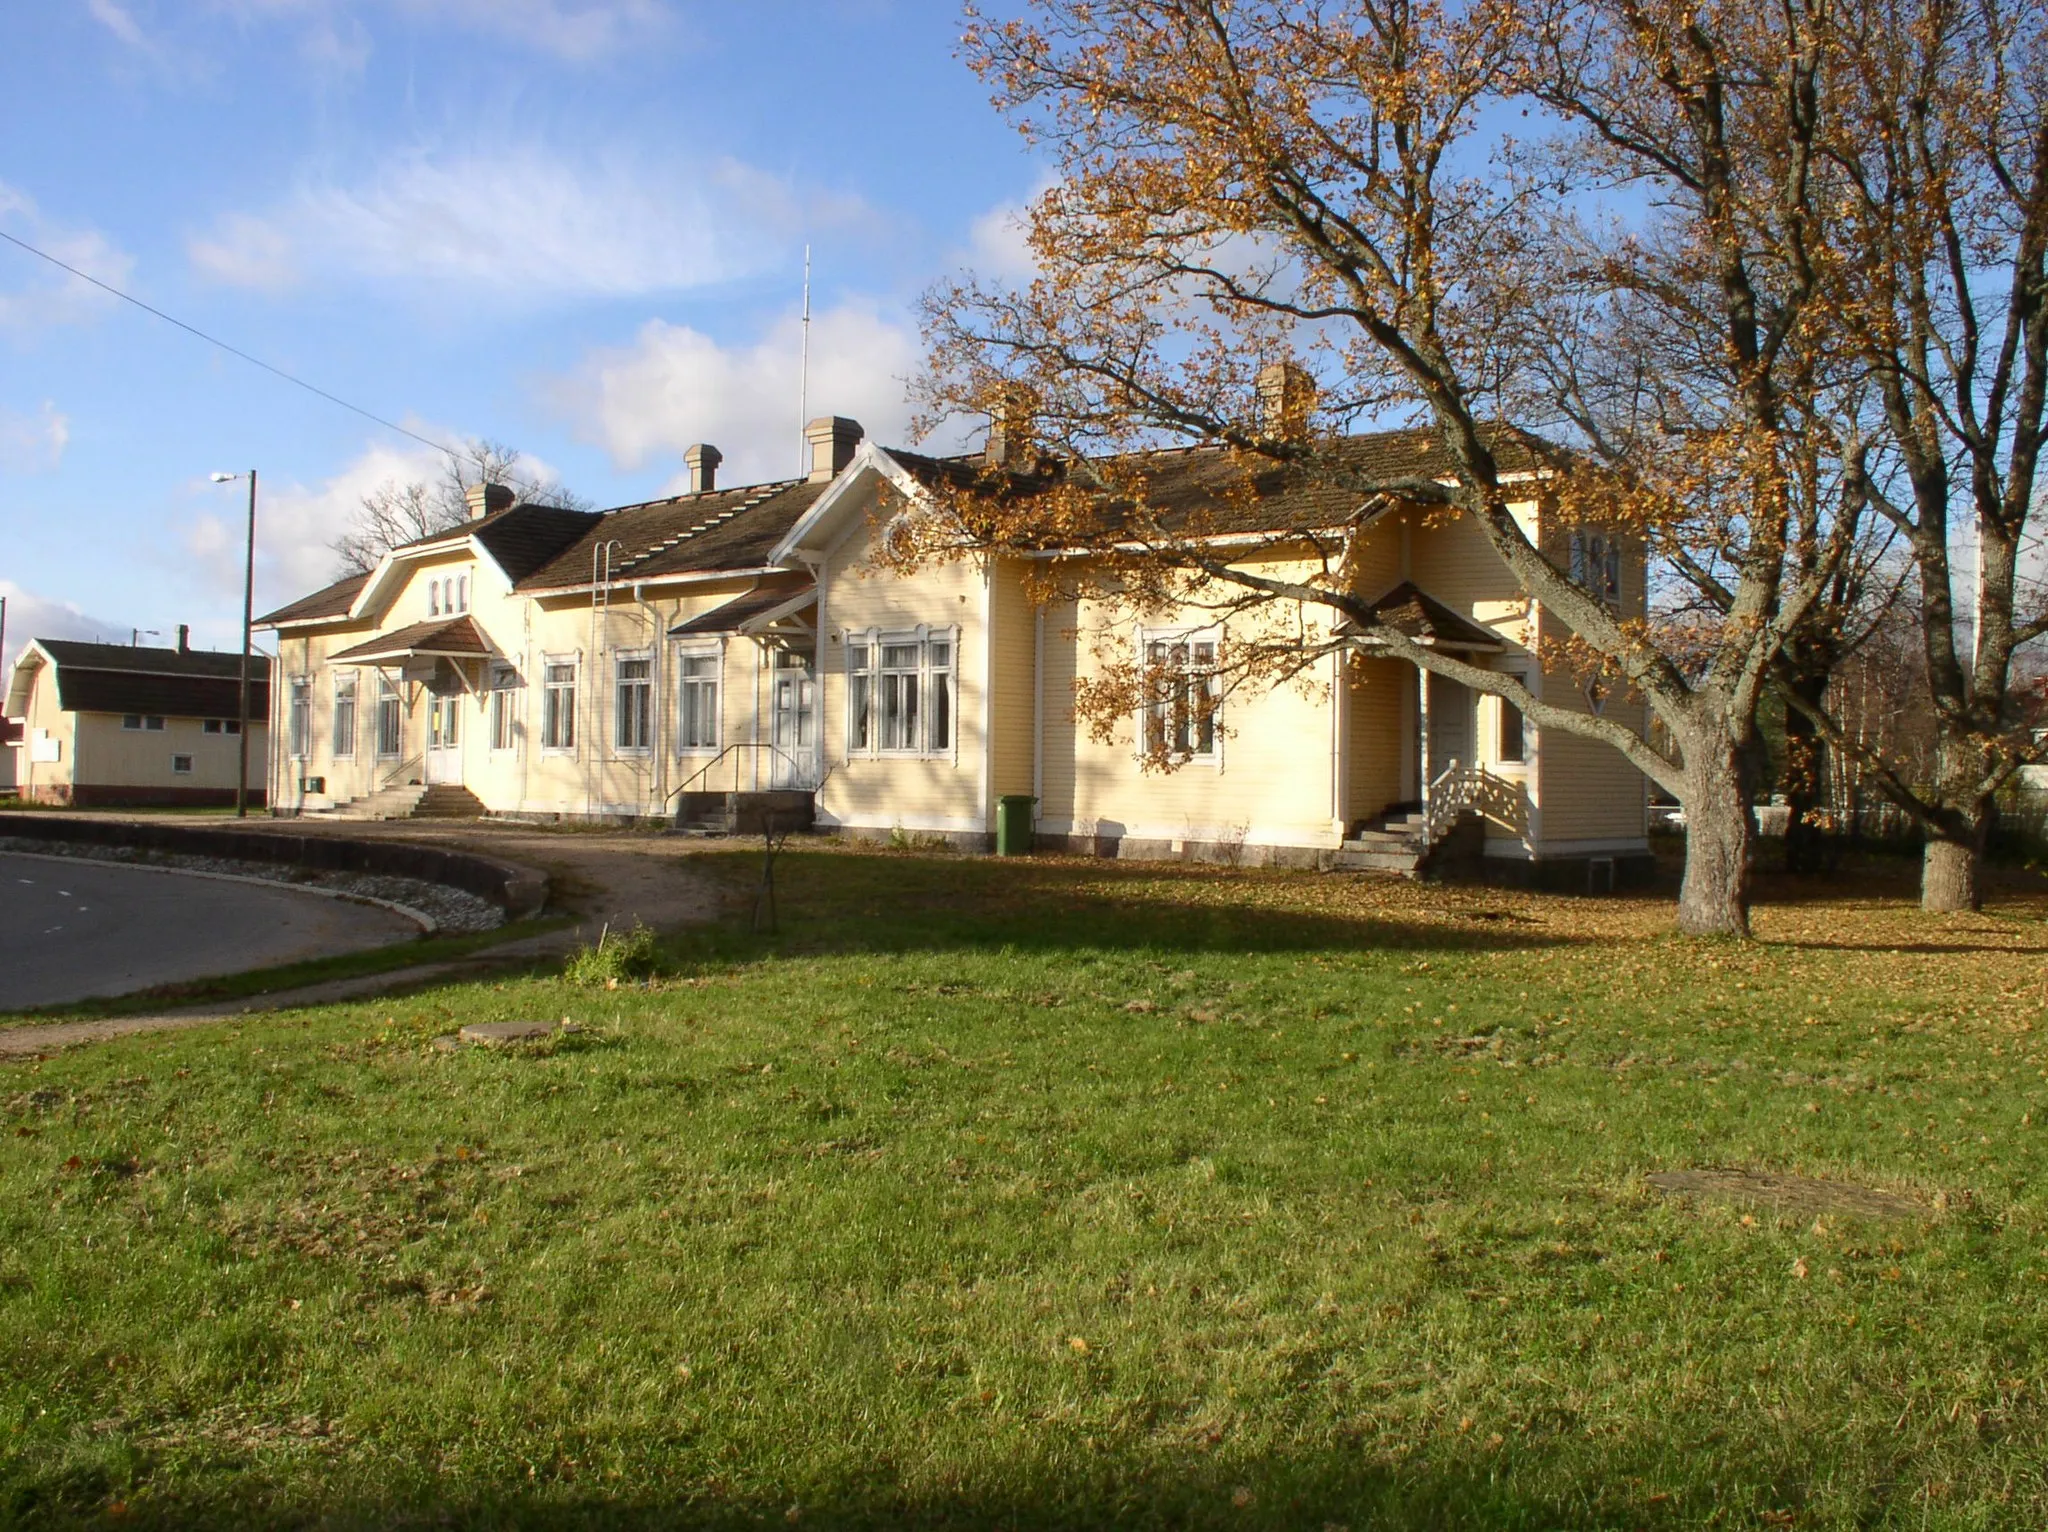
[673, 848, 1593, 964]
[5, 1447, 1816, 1531]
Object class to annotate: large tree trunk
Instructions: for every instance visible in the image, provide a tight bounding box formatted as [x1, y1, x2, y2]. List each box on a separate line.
[1678, 734, 1754, 937]
[1922, 796, 1993, 913]
[1920, 733, 1995, 912]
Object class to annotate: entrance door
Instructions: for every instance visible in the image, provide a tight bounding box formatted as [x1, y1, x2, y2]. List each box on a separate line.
[769, 655, 816, 789]
[1425, 673, 1473, 784]
[426, 691, 463, 784]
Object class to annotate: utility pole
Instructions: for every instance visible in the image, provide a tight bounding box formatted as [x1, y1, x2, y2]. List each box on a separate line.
[238, 469, 257, 818]
[213, 470, 260, 818]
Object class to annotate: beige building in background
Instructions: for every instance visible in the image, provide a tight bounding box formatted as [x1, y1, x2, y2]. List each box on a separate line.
[3, 634, 270, 807]
[258, 415, 1651, 886]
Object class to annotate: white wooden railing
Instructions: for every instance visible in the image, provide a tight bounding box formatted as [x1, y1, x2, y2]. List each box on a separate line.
[1420, 760, 1529, 853]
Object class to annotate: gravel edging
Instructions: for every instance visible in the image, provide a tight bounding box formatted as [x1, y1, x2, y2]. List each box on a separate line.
[0, 837, 503, 934]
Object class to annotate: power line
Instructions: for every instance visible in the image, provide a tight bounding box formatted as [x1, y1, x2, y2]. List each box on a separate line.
[0, 224, 480, 469]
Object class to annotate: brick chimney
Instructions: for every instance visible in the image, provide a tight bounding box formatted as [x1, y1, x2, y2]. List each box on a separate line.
[176, 624, 190, 653]
[984, 383, 1037, 470]
[685, 444, 723, 494]
[464, 482, 516, 520]
[1258, 361, 1317, 442]
[804, 417, 864, 483]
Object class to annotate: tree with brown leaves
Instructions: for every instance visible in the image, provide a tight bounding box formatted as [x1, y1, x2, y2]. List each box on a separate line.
[918, 0, 1868, 936]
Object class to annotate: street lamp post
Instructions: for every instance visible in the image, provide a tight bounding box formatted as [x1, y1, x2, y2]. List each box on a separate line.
[211, 470, 258, 818]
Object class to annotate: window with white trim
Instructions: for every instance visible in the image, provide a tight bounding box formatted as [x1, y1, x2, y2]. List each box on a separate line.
[489, 666, 519, 753]
[615, 654, 652, 752]
[542, 660, 577, 752]
[1569, 530, 1623, 608]
[171, 754, 193, 775]
[289, 678, 311, 758]
[1497, 695, 1527, 764]
[846, 630, 957, 756]
[676, 650, 720, 752]
[456, 573, 469, 613]
[333, 673, 358, 758]
[375, 673, 403, 758]
[202, 718, 241, 736]
[1142, 631, 1221, 762]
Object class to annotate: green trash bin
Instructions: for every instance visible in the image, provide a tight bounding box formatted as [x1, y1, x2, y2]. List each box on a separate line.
[996, 794, 1036, 856]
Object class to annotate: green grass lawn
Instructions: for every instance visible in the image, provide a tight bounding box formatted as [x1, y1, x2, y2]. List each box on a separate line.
[3, 848, 2045, 1529]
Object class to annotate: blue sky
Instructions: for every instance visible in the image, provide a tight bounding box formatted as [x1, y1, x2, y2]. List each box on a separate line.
[0, 0, 1038, 670]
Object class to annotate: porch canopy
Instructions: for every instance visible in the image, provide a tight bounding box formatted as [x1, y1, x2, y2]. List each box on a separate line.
[670, 579, 816, 639]
[326, 616, 494, 666]
[1336, 581, 1504, 654]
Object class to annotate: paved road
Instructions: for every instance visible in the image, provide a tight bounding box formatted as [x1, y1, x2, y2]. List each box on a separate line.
[0, 854, 421, 1011]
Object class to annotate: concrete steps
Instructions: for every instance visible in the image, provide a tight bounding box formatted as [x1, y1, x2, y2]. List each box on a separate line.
[320, 783, 426, 821]
[1331, 806, 1427, 875]
[319, 782, 485, 821]
[411, 785, 487, 819]
[671, 790, 815, 837]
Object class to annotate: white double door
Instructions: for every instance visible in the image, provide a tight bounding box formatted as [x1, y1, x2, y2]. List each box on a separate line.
[768, 657, 816, 789]
[426, 688, 464, 784]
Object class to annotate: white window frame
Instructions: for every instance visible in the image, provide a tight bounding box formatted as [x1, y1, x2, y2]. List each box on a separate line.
[288, 677, 312, 760]
[1494, 679, 1531, 768]
[1138, 625, 1223, 767]
[675, 644, 722, 755]
[374, 671, 403, 760]
[613, 650, 654, 755]
[332, 673, 358, 759]
[540, 655, 579, 755]
[488, 665, 520, 754]
[171, 753, 194, 775]
[843, 626, 959, 760]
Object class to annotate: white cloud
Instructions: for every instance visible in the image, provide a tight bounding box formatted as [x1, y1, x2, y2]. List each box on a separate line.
[185, 211, 298, 292]
[394, 0, 673, 61]
[962, 193, 1043, 284]
[84, 0, 151, 50]
[187, 147, 871, 301]
[0, 183, 137, 331]
[181, 440, 445, 612]
[0, 403, 71, 472]
[0, 582, 126, 679]
[202, 0, 674, 64]
[178, 435, 574, 613]
[548, 301, 951, 490]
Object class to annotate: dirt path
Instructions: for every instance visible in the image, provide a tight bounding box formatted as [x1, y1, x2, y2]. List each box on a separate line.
[0, 818, 740, 1059]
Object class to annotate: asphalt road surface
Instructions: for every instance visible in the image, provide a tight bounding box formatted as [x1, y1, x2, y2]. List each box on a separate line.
[0, 853, 421, 1011]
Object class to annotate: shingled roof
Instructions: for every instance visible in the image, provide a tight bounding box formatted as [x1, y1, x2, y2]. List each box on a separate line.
[25, 640, 272, 720]
[884, 425, 1553, 542]
[328, 616, 494, 664]
[258, 572, 370, 627]
[1338, 581, 1507, 651]
[515, 479, 831, 593]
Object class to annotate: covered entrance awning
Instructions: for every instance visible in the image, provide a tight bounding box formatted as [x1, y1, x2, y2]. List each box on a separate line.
[670, 580, 817, 639]
[1336, 581, 1505, 654]
[327, 616, 495, 666]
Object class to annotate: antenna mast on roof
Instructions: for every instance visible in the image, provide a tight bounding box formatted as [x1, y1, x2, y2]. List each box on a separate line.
[796, 244, 812, 479]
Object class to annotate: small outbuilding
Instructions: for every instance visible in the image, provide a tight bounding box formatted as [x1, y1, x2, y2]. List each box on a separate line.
[3, 632, 271, 807]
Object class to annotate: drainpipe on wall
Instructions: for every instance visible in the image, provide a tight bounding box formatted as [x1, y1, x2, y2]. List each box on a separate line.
[1032, 604, 1044, 829]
